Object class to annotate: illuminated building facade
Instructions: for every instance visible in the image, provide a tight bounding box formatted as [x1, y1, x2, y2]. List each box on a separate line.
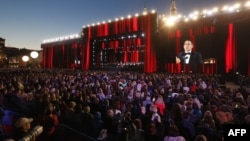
[42, 11, 157, 73]
[41, 1, 250, 75]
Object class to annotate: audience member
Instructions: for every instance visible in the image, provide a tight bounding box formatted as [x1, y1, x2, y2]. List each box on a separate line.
[36, 102, 59, 141]
[194, 134, 207, 141]
[1, 69, 249, 141]
[13, 117, 35, 140]
[163, 124, 186, 141]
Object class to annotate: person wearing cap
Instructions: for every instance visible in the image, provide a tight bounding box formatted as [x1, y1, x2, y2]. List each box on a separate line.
[13, 117, 33, 140]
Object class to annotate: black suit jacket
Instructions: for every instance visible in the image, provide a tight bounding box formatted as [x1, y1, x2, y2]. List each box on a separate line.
[177, 51, 203, 72]
[177, 51, 203, 65]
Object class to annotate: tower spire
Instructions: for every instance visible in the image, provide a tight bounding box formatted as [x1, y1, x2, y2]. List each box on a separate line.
[170, 0, 177, 16]
[143, 0, 147, 13]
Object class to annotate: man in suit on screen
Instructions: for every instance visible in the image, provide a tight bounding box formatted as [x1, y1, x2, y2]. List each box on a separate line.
[176, 40, 203, 73]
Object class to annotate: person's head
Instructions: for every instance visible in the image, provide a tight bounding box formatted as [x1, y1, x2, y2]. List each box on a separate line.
[195, 134, 207, 141]
[147, 122, 157, 135]
[203, 110, 213, 119]
[150, 105, 158, 113]
[167, 124, 180, 137]
[183, 40, 193, 52]
[43, 94, 51, 103]
[45, 102, 56, 114]
[15, 117, 33, 132]
[215, 105, 234, 124]
[69, 101, 76, 109]
[106, 109, 114, 118]
[84, 105, 91, 113]
[141, 106, 146, 114]
[155, 95, 164, 103]
[134, 118, 142, 129]
[170, 103, 183, 119]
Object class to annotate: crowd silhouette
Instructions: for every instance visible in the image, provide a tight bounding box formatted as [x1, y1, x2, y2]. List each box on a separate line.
[0, 68, 250, 141]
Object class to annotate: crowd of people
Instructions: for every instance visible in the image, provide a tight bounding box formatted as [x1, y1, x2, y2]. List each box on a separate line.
[1, 68, 250, 141]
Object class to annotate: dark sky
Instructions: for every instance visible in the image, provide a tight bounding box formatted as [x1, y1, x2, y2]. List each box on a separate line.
[0, 0, 241, 50]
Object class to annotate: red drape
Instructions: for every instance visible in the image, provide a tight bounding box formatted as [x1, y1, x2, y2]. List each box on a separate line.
[42, 47, 46, 68]
[175, 30, 182, 73]
[82, 27, 91, 70]
[48, 47, 53, 68]
[225, 23, 237, 73]
[144, 14, 157, 73]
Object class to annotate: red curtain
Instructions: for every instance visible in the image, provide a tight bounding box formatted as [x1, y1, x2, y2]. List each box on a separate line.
[42, 47, 46, 68]
[133, 17, 138, 31]
[225, 23, 237, 73]
[175, 30, 182, 73]
[82, 27, 91, 70]
[144, 14, 157, 73]
[48, 47, 54, 68]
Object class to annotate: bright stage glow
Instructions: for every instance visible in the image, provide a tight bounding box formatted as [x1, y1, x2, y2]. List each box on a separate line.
[151, 10, 156, 13]
[245, 1, 250, 7]
[165, 16, 177, 27]
[213, 7, 219, 13]
[206, 10, 213, 16]
[222, 5, 229, 11]
[142, 10, 148, 15]
[160, 1, 250, 26]
[234, 3, 241, 9]
[184, 18, 189, 22]
[193, 11, 199, 16]
[192, 16, 198, 20]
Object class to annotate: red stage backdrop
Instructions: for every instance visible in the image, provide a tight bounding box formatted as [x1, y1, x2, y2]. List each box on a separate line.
[41, 10, 250, 75]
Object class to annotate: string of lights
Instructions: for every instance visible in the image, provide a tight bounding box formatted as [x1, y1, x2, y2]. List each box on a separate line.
[42, 1, 250, 42]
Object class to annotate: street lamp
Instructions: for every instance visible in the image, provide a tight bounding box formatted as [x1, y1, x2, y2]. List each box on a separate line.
[30, 51, 39, 68]
[30, 51, 39, 59]
[22, 55, 30, 62]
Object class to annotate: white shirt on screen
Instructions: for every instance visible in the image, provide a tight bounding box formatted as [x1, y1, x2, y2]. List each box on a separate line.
[185, 54, 190, 64]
